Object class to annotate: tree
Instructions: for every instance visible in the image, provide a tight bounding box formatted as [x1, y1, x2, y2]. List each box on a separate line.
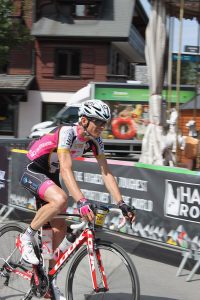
[0, 0, 32, 69]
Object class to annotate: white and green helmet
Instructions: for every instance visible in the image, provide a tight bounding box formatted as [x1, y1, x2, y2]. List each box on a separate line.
[78, 99, 111, 122]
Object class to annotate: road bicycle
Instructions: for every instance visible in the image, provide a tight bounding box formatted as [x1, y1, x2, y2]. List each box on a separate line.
[0, 203, 140, 300]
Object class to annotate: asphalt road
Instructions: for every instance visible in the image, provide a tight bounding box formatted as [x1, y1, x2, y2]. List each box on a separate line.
[103, 231, 200, 300]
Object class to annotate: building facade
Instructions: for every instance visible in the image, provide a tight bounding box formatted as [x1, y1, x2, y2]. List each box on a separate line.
[0, 0, 148, 137]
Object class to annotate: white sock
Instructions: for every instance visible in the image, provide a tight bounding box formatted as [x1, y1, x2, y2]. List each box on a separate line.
[22, 226, 37, 241]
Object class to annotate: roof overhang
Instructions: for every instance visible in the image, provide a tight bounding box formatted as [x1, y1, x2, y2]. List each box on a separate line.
[0, 75, 35, 98]
[112, 42, 145, 63]
[112, 25, 145, 63]
[165, 1, 200, 21]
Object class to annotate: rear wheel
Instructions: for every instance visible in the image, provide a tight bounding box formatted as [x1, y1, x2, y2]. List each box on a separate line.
[66, 240, 140, 300]
[0, 223, 33, 300]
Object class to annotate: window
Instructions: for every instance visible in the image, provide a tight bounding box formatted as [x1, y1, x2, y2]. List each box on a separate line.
[72, 0, 103, 19]
[56, 106, 79, 124]
[42, 103, 65, 121]
[109, 48, 129, 76]
[42, 103, 79, 125]
[55, 49, 81, 78]
[0, 100, 16, 136]
[74, 4, 99, 17]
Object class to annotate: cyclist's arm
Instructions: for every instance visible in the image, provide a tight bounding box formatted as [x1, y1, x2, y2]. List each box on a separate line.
[96, 154, 122, 204]
[96, 154, 136, 223]
[58, 149, 94, 221]
[57, 149, 84, 202]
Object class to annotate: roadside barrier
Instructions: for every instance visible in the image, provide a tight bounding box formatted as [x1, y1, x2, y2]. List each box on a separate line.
[0, 203, 14, 222]
[0, 138, 200, 280]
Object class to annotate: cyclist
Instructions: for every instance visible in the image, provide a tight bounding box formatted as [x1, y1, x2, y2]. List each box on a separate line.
[17, 99, 136, 299]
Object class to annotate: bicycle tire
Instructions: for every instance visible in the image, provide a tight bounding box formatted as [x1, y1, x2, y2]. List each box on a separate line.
[0, 223, 34, 300]
[66, 240, 140, 300]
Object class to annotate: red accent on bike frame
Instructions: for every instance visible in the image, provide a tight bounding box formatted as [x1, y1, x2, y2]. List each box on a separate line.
[33, 265, 39, 286]
[95, 249, 109, 291]
[5, 230, 110, 292]
[86, 230, 99, 292]
[48, 229, 88, 276]
[48, 228, 109, 292]
[5, 266, 32, 281]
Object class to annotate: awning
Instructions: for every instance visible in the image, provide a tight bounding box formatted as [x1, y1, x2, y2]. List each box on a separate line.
[0, 75, 35, 95]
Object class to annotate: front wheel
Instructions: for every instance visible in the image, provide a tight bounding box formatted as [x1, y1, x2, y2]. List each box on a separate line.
[66, 240, 140, 300]
[0, 223, 33, 300]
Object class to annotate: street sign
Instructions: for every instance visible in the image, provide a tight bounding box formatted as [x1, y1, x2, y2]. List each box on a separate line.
[184, 45, 200, 53]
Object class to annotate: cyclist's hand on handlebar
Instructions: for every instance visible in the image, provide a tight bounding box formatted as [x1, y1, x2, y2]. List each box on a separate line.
[118, 200, 136, 223]
[77, 198, 95, 222]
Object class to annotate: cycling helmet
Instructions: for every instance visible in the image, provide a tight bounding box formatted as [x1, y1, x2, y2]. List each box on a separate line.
[78, 99, 111, 122]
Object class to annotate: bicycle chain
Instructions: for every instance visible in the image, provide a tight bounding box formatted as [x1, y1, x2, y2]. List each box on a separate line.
[31, 265, 49, 298]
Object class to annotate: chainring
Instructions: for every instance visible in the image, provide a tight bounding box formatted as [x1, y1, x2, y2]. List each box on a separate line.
[31, 267, 49, 298]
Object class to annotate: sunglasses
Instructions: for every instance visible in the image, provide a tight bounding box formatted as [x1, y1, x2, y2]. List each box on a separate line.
[88, 118, 107, 127]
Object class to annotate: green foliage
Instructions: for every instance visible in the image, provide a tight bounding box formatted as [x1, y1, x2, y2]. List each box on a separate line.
[0, 0, 32, 68]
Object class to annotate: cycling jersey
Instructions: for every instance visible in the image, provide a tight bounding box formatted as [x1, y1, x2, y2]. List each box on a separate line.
[27, 125, 104, 173]
[20, 125, 105, 200]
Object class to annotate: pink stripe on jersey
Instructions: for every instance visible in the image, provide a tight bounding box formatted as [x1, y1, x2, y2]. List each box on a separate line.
[27, 129, 59, 160]
[38, 180, 55, 200]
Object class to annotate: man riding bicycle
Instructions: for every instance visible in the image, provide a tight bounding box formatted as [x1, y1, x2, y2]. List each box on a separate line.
[17, 99, 136, 299]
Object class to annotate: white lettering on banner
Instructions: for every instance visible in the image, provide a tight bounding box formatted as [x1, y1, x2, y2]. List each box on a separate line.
[179, 186, 200, 205]
[74, 172, 148, 193]
[118, 177, 148, 191]
[74, 171, 83, 182]
[165, 180, 200, 223]
[81, 189, 109, 203]
[131, 198, 153, 211]
[81, 189, 152, 212]
[84, 173, 103, 185]
[122, 196, 131, 203]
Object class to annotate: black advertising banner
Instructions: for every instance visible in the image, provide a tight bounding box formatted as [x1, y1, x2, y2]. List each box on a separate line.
[8, 151, 200, 251]
[69, 158, 200, 250]
[0, 146, 9, 205]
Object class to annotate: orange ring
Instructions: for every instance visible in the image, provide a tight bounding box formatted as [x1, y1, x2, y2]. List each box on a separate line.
[111, 117, 136, 139]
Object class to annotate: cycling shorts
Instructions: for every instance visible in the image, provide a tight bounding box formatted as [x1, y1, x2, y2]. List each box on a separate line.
[20, 159, 61, 200]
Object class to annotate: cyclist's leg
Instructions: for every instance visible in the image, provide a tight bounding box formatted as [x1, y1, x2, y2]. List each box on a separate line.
[0, 223, 34, 300]
[31, 180, 67, 264]
[66, 240, 140, 300]
[30, 184, 67, 231]
[19, 163, 68, 264]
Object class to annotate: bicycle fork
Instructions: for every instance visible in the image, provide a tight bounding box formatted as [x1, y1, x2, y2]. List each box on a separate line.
[86, 231, 108, 293]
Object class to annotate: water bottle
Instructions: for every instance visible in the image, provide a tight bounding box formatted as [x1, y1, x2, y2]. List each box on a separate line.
[53, 231, 76, 260]
[42, 223, 53, 259]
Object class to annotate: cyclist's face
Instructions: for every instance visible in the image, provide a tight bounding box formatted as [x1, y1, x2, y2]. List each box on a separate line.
[87, 117, 106, 138]
[81, 117, 106, 138]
